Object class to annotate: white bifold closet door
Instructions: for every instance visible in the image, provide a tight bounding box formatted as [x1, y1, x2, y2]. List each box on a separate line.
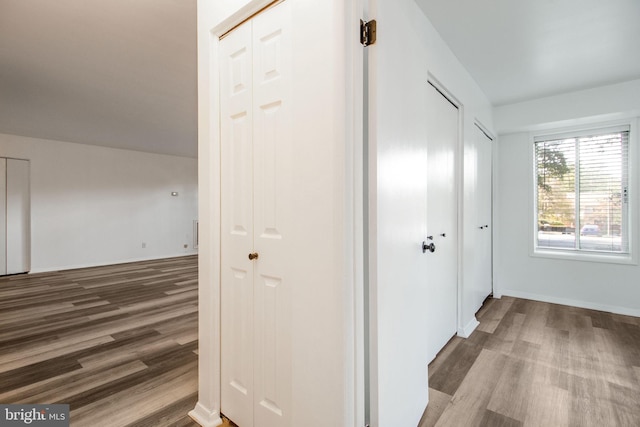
[220, 3, 292, 427]
[475, 125, 493, 307]
[1, 158, 31, 276]
[425, 84, 459, 363]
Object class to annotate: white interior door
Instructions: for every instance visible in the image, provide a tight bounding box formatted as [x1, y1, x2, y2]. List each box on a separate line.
[425, 83, 459, 362]
[475, 125, 493, 303]
[6, 158, 30, 275]
[220, 3, 292, 427]
[0, 158, 6, 276]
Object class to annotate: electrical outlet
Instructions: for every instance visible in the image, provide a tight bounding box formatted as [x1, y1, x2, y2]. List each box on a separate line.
[142, 242, 146, 248]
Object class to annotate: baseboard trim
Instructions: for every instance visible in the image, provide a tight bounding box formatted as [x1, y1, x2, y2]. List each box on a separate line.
[500, 289, 640, 318]
[188, 402, 223, 427]
[28, 252, 198, 274]
[457, 317, 480, 338]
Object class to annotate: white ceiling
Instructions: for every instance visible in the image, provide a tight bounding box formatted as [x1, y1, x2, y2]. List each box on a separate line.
[0, 0, 197, 158]
[2, 1, 639, 157]
[415, 0, 640, 106]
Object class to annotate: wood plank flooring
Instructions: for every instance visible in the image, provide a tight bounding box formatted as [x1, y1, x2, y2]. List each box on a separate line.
[0, 256, 200, 427]
[5, 259, 640, 427]
[420, 296, 640, 427]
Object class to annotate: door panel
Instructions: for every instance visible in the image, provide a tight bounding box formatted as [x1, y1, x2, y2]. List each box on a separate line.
[426, 84, 458, 362]
[252, 4, 292, 426]
[220, 21, 254, 427]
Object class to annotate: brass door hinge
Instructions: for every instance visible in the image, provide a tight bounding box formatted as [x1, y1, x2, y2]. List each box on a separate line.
[360, 19, 377, 46]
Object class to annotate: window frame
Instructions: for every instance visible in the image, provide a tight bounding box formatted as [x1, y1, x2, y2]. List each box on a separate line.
[529, 119, 639, 265]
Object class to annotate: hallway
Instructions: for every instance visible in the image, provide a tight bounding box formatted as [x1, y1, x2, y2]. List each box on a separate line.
[420, 296, 640, 426]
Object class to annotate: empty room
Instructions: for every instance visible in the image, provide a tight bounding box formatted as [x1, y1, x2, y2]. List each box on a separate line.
[2, 1, 640, 427]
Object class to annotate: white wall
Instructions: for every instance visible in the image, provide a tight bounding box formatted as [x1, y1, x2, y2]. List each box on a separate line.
[494, 81, 640, 316]
[369, 0, 493, 425]
[210, 0, 253, 26]
[0, 133, 198, 273]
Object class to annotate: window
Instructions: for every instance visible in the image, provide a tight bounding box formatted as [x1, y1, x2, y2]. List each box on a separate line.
[534, 125, 630, 256]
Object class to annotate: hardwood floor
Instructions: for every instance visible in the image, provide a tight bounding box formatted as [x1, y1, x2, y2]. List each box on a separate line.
[420, 296, 640, 427]
[0, 256, 200, 427]
[5, 260, 640, 427]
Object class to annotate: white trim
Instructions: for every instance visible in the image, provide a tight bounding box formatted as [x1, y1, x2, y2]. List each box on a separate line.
[531, 248, 635, 265]
[500, 289, 640, 318]
[27, 253, 197, 274]
[474, 118, 495, 141]
[213, 0, 281, 36]
[193, 0, 224, 421]
[630, 118, 639, 263]
[347, 1, 366, 426]
[456, 102, 465, 355]
[492, 130, 501, 298]
[427, 74, 463, 108]
[457, 317, 479, 338]
[528, 132, 537, 260]
[365, 0, 379, 421]
[188, 402, 223, 427]
[533, 123, 631, 142]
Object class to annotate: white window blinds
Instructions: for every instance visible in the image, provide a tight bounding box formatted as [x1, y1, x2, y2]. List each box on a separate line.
[535, 126, 629, 254]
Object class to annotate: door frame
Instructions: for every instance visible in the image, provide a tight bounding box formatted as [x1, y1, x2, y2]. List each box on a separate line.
[425, 74, 465, 340]
[191, 1, 365, 426]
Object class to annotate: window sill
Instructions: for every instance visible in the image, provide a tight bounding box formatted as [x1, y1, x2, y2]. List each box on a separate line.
[531, 248, 636, 265]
